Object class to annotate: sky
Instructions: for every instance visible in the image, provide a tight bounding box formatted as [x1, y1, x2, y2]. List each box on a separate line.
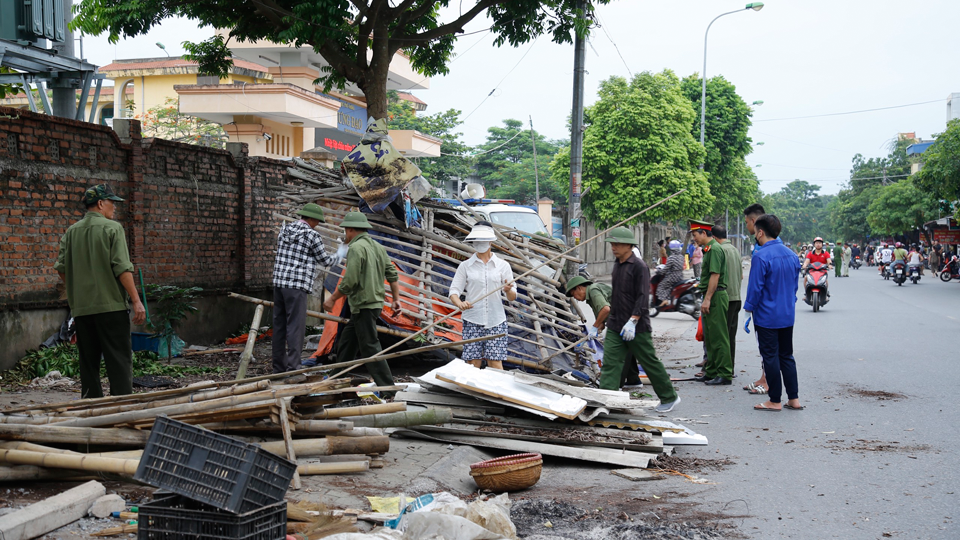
[76, 0, 960, 196]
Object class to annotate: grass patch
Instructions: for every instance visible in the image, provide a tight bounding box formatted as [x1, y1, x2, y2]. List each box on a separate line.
[5, 344, 226, 385]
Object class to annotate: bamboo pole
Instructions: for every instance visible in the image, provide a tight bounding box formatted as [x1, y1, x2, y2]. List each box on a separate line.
[297, 461, 368, 475]
[277, 398, 302, 490]
[542, 335, 591, 364]
[0, 382, 222, 415]
[0, 465, 92, 482]
[54, 381, 272, 418]
[326, 189, 687, 381]
[344, 408, 452, 429]
[92, 524, 138, 537]
[0, 424, 149, 446]
[237, 304, 264, 380]
[305, 403, 405, 420]
[0, 449, 139, 475]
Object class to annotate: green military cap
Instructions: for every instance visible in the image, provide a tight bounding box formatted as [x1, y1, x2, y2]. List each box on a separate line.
[564, 275, 593, 296]
[604, 227, 639, 245]
[688, 219, 713, 232]
[296, 203, 325, 222]
[340, 211, 373, 229]
[81, 184, 124, 206]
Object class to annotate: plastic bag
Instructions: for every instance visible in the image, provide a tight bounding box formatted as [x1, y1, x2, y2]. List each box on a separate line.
[695, 316, 704, 342]
[156, 334, 185, 358]
[386, 492, 516, 539]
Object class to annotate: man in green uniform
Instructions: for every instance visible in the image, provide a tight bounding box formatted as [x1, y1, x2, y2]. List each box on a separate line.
[713, 226, 743, 372]
[691, 220, 732, 386]
[322, 212, 400, 390]
[565, 275, 642, 389]
[54, 184, 146, 399]
[832, 242, 844, 277]
[598, 228, 679, 412]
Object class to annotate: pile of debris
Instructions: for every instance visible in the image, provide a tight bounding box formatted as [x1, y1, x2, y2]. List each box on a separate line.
[279, 157, 591, 375]
[392, 359, 707, 470]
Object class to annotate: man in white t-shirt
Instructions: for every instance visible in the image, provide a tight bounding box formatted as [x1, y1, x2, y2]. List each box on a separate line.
[879, 244, 894, 274]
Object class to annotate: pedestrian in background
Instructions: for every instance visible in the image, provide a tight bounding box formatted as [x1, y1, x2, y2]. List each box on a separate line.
[743, 214, 803, 412]
[690, 220, 732, 386]
[449, 221, 516, 370]
[658, 239, 668, 265]
[54, 184, 146, 399]
[323, 212, 399, 389]
[832, 242, 843, 278]
[599, 227, 680, 411]
[930, 245, 940, 276]
[842, 242, 852, 277]
[691, 243, 704, 279]
[713, 226, 743, 373]
[272, 203, 343, 374]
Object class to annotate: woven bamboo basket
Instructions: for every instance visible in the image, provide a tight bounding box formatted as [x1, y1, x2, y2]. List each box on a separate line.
[469, 453, 542, 492]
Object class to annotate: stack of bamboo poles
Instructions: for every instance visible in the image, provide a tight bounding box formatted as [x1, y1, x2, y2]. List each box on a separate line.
[277, 158, 589, 372]
[0, 377, 453, 486]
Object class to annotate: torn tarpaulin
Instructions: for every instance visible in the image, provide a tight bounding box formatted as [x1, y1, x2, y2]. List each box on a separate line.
[341, 118, 423, 212]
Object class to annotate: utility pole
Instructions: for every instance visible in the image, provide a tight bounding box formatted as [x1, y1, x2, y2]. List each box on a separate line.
[51, 0, 77, 119]
[530, 115, 540, 204]
[565, 0, 588, 277]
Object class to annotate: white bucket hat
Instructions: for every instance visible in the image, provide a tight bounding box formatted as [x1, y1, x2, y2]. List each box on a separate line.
[465, 223, 496, 243]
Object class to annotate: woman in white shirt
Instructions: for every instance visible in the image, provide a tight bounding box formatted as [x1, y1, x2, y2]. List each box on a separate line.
[449, 222, 517, 369]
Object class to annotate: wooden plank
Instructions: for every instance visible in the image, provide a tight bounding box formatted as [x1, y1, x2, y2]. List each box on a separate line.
[412, 423, 664, 454]
[408, 432, 653, 469]
[277, 399, 302, 490]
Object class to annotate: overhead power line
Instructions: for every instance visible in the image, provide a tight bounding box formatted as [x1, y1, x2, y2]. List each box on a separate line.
[754, 98, 943, 122]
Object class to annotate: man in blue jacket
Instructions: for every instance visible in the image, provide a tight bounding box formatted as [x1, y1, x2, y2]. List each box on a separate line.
[743, 214, 804, 412]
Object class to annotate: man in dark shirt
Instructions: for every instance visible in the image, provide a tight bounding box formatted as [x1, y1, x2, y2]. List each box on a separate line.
[601, 227, 680, 412]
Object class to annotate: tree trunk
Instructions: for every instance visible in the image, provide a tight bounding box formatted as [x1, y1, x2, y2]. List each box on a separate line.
[363, 26, 393, 120]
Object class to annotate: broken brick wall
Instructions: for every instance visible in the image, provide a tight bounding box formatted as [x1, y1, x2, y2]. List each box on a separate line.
[0, 106, 297, 367]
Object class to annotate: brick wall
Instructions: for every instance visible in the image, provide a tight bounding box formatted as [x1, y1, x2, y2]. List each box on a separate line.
[0, 106, 297, 311]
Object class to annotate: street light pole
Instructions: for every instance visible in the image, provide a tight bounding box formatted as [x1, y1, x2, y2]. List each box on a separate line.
[700, 2, 764, 169]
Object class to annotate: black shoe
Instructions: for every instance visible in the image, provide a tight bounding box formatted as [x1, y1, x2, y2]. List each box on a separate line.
[692, 374, 710, 382]
[704, 377, 732, 386]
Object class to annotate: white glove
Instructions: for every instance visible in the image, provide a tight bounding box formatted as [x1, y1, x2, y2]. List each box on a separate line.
[743, 312, 752, 334]
[335, 242, 349, 260]
[587, 326, 599, 338]
[620, 319, 637, 342]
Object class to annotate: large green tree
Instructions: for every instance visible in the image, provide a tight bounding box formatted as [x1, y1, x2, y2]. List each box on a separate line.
[762, 180, 834, 245]
[387, 93, 472, 186]
[73, 0, 608, 119]
[474, 119, 564, 204]
[866, 180, 937, 237]
[915, 119, 960, 203]
[681, 74, 758, 217]
[551, 71, 712, 227]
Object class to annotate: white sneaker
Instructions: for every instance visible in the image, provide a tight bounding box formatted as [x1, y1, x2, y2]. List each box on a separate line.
[655, 396, 681, 413]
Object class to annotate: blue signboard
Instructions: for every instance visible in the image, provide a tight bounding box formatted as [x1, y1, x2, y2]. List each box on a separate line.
[318, 92, 367, 136]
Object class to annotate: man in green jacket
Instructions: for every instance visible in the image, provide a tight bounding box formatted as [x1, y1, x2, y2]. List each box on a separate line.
[566, 275, 643, 389]
[691, 220, 731, 386]
[54, 184, 146, 399]
[322, 212, 400, 389]
[832, 242, 844, 277]
[713, 226, 743, 372]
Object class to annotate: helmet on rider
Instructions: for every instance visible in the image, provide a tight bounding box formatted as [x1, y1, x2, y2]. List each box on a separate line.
[895, 242, 902, 248]
[668, 240, 682, 250]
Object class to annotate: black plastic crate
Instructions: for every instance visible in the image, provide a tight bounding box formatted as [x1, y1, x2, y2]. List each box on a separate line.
[138, 494, 286, 540]
[134, 415, 297, 514]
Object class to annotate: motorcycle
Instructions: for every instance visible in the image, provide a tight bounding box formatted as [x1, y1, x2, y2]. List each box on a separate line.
[908, 263, 921, 284]
[890, 260, 907, 286]
[940, 256, 960, 282]
[650, 266, 701, 320]
[851, 256, 862, 270]
[803, 262, 830, 312]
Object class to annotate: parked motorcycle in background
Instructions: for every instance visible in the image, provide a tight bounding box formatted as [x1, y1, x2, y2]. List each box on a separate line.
[803, 262, 830, 312]
[940, 255, 960, 282]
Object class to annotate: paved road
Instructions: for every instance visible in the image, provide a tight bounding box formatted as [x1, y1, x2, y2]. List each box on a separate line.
[661, 264, 959, 539]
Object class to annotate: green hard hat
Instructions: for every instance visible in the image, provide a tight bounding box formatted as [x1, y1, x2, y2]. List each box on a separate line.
[81, 184, 124, 205]
[296, 203, 325, 222]
[564, 275, 593, 296]
[340, 211, 373, 229]
[604, 227, 638, 245]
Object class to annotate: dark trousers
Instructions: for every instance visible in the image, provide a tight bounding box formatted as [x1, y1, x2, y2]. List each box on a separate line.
[272, 287, 308, 374]
[621, 353, 642, 386]
[337, 307, 395, 389]
[755, 325, 798, 403]
[726, 300, 741, 372]
[74, 310, 132, 399]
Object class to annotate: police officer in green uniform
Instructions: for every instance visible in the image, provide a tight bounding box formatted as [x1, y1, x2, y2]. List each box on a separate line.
[565, 275, 643, 389]
[598, 228, 680, 413]
[54, 184, 146, 399]
[832, 242, 844, 278]
[690, 220, 732, 385]
[322, 212, 400, 390]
